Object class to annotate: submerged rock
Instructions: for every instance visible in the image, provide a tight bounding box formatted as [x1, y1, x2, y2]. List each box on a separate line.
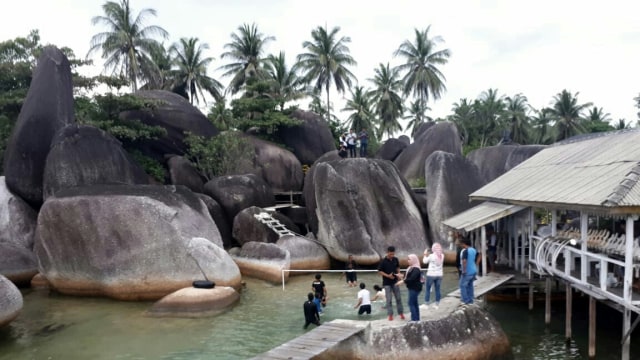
[147, 286, 240, 318]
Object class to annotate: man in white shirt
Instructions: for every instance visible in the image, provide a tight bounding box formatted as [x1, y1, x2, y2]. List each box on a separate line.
[354, 282, 372, 315]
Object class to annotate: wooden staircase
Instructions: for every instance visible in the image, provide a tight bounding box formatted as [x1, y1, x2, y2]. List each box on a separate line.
[253, 212, 296, 237]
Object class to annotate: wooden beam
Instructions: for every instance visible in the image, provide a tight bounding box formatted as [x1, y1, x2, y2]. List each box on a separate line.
[589, 296, 596, 358]
[545, 277, 551, 325]
[565, 283, 572, 343]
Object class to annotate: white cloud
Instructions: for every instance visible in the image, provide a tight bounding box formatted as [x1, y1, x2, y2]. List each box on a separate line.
[2, 0, 639, 133]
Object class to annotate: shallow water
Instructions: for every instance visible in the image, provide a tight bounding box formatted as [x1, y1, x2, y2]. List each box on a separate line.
[0, 269, 636, 359]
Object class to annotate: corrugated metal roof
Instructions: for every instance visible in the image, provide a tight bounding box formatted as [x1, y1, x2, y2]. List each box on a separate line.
[471, 130, 640, 208]
[443, 201, 526, 232]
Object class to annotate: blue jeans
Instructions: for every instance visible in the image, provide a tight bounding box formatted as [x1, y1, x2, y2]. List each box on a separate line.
[424, 276, 442, 304]
[408, 288, 421, 321]
[360, 142, 368, 157]
[384, 285, 404, 316]
[313, 297, 322, 313]
[459, 273, 475, 304]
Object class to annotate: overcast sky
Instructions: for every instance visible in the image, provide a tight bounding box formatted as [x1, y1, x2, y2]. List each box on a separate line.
[2, 0, 640, 131]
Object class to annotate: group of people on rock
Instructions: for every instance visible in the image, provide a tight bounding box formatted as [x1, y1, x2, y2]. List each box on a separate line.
[303, 236, 479, 329]
[338, 128, 369, 159]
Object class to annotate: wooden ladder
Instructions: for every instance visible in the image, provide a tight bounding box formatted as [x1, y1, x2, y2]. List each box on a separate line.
[253, 212, 296, 237]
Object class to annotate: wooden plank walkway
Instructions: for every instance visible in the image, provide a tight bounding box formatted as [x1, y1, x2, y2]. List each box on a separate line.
[448, 272, 515, 298]
[250, 321, 366, 360]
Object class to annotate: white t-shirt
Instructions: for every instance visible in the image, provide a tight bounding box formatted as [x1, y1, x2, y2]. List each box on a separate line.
[357, 289, 371, 306]
[347, 133, 357, 145]
[423, 253, 444, 277]
[373, 289, 386, 302]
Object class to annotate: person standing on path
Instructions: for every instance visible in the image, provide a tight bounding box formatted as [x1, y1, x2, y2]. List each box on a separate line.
[377, 246, 405, 321]
[459, 238, 478, 305]
[423, 242, 444, 308]
[404, 254, 423, 321]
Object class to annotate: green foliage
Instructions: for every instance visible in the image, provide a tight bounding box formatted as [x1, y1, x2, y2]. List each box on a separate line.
[408, 177, 426, 188]
[75, 93, 167, 145]
[184, 131, 254, 180]
[128, 149, 165, 182]
[230, 79, 301, 140]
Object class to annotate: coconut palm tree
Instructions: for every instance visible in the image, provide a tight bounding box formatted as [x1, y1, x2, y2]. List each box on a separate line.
[614, 119, 632, 130]
[502, 94, 531, 144]
[296, 25, 357, 123]
[88, 0, 169, 91]
[449, 98, 475, 146]
[219, 23, 274, 94]
[403, 99, 432, 137]
[393, 26, 451, 104]
[342, 86, 375, 135]
[264, 51, 304, 110]
[584, 106, 613, 133]
[530, 107, 554, 145]
[474, 89, 506, 147]
[548, 90, 592, 141]
[169, 37, 223, 105]
[368, 63, 404, 139]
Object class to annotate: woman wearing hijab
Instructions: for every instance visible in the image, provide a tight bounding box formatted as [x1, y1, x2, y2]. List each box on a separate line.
[423, 243, 444, 309]
[404, 254, 423, 321]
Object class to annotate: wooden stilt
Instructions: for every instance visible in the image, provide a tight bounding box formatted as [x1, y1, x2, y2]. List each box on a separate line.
[545, 277, 551, 324]
[622, 309, 631, 360]
[528, 283, 534, 310]
[588, 296, 596, 358]
[565, 283, 572, 344]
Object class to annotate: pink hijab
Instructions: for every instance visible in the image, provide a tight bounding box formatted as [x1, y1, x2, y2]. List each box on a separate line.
[407, 254, 421, 270]
[432, 243, 444, 264]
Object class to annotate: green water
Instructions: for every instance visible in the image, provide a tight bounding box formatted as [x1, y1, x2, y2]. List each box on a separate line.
[0, 269, 636, 359]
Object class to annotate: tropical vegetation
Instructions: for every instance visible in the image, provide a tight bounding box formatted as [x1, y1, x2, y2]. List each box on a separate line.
[0, 0, 638, 176]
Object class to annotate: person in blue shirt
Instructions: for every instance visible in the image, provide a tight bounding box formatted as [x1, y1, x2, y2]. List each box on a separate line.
[459, 237, 477, 305]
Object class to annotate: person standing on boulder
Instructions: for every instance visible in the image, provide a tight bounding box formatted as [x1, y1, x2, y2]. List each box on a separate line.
[377, 246, 405, 321]
[459, 238, 478, 305]
[358, 128, 369, 157]
[347, 128, 357, 158]
[303, 292, 321, 329]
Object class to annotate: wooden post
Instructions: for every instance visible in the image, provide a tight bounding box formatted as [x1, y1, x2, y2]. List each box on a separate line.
[528, 282, 534, 310]
[545, 277, 551, 324]
[565, 283, 572, 344]
[481, 226, 487, 277]
[580, 212, 588, 282]
[622, 309, 630, 360]
[588, 296, 596, 358]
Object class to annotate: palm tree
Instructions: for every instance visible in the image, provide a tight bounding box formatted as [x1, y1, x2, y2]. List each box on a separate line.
[342, 86, 375, 135]
[264, 51, 304, 110]
[368, 63, 404, 139]
[219, 23, 274, 94]
[614, 119, 632, 130]
[393, 26, 451, 104]
[169, 37, 223, 105]
[474, 89, 506, 147]
[208, 98, 234, 130]
[449, 98, 475, 145]
[88, 0, 169, 91]
[403, 99, 432, 137]
[296, 25, 357, 123]
[548, 90, 592, 141]
[530, 107, 554, 145]
[502, 94, 531, 144]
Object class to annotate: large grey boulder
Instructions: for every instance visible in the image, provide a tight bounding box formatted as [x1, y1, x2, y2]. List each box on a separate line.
[394, 121, 462, 183]
[35, 185, 240, 300]
[0, 274, 23, 328]
[147, 286, 240, 318]
[307, 158, 427, 266]
[276, 235, 330, 272]
[302, 151, 344, 232]
[247, 135, 304, 192]
[119, 90, 218, 161]
[375, 138, 408, 161]
[277, 109, 336, 166]
[425, 151, 485, 248]
[232, 242, 290, 284]
[43, 125, 149, 201]
[0, 177, 38, 285]
[203, 174, 275, 221]
[167, 155, 204, 193]
[467, 144, 546, 184]
[196, 193, 234, 249]
[3, 46, 74, 207]
[232, 206, 300, 245]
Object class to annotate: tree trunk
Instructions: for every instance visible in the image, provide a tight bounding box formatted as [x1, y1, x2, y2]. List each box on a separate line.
[326, 87, 331, 123]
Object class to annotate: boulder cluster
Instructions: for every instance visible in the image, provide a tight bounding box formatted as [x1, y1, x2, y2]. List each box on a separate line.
[0, 47, 544, 323]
